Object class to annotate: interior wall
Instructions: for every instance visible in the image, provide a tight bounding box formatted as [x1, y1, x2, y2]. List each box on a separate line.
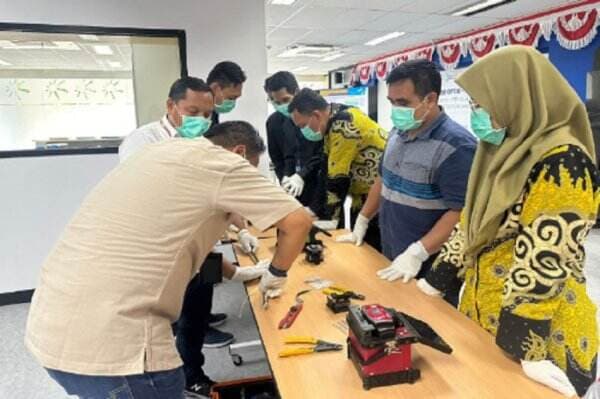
[0, 0, 268, 294]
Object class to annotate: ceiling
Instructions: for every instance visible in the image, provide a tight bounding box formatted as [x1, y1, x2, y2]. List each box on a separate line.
[266, 0, 580, 75]
[0, 31, 133, 72]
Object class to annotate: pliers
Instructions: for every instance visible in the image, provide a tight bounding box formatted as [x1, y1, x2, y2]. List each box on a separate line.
[322, 286, 365, 300]
[278, 336, 343, 357]
[278, 289, 311, 329]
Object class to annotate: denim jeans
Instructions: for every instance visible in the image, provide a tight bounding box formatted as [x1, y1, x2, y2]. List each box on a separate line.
[46, 367, 185, 399]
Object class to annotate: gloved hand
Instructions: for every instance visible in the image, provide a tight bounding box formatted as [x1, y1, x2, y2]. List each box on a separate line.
[282, 174, 304, 197]
[238, 229, 259, 254]
[417, 278, 442, 296]
[521, 360, 577, 397]
[377, 241, 429, 283]
[259, 267, 287, 294]
[230, 260, 269, 282]
[336, 214, 370, 246]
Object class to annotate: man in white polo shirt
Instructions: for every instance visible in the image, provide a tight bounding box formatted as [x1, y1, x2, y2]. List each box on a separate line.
[26, 121, 312, 398]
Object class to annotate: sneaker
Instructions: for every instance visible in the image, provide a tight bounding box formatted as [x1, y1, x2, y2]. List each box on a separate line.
[208, 313, 227, 328]
[184, 376, 215, 398]
[203, 327, 234, 348]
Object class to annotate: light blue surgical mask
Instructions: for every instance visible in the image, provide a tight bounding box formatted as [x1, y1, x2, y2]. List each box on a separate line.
[177, 115, 212, 139]
[215, 99, 236, 114]
[301, 126, 322, 142]
[391, 103, 426, 131]
[470, 108, 506, 145]
[273, 101, 291, 117]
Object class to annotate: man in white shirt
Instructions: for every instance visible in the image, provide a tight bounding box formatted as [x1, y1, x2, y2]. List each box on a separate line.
[119, 77, 262, 396]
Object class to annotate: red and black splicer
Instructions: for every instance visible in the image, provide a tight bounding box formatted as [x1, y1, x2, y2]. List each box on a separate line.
[346, 304, 452, 390]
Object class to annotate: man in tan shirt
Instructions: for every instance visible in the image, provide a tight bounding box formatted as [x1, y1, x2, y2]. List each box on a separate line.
[25, 121, 312, 398]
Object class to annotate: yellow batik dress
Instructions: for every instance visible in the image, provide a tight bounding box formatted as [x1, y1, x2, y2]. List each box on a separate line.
[425, 145, 599, 396]
[323, 104, 387, 220]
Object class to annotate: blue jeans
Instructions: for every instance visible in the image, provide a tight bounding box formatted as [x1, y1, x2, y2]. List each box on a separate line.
[46, 367, 185, 399]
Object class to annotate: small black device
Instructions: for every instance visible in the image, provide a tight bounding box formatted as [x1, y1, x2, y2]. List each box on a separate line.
[303, 225, 332, 265]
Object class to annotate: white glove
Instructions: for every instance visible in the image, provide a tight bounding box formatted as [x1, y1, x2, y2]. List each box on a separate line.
[259, 268, 287, 294]
[417, 278, 442, 296]
[230, 260, 269, 282]
[521, 360, 577, 397]
[238, 229, 259, 254]
[377, 241, 429, 283]
[313, 220, 338, 231]
[282, 174, 304, 197]
[336, 214, 370, 246]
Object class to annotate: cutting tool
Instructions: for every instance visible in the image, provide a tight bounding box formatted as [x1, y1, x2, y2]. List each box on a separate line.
[278, 336, 343, 357]
[322, 285, 365, 300]
[278, 289, 311, 329]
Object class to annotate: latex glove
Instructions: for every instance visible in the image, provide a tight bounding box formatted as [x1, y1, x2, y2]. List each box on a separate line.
[282, 174, 304, 197]
[336, 214, 370, 246]
[238, 229, 259, 254]
[521, 360, 577, 397]
[313, 220, 338, 231]
[259, 268, 287, 294]
[417, 278, 442, 296]
[230, 260, 269, 282]
[377, 241, 429, 283]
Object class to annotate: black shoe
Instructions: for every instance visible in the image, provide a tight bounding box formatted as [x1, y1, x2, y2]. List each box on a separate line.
[208, 313, 227, 328]
[203, 327, 234, 348]
[185, 376, 215, 398]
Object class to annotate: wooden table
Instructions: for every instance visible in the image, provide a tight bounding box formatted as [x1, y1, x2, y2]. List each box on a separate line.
[238, 229, 562, 399]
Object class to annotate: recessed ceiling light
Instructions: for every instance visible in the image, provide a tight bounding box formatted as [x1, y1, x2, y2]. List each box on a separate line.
[321, 52, 345, 62]
[93, 45, 113, 55]
[79, 34, 99, 41]
[0, 58, 11, 66]
[293, 66, 308, 72]
[452, 0, 516, 17]
[107, 61, 122, 68]
[271, 0, 296, 5]
[278, 44, 338, 58]
[365, 32, 405, 46]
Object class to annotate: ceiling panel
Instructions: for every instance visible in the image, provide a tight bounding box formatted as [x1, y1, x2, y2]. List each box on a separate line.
[477, 0, 576, 18]
[314, 0, 412, 11]
[283, 6, 386, 30]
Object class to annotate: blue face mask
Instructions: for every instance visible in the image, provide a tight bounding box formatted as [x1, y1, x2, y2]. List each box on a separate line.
[391, 104, 424, 131]
[470, 108, 506, 145]
[177, 115, 212, 139]
[273, 102, 290, 117]
[301, 126, 323, 142]
[215, 99, 236, 114]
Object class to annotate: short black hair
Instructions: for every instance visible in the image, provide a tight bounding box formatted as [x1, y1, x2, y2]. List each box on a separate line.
[288, 88, 328, 115]
[207, 61, 247, 88]
[204, 121, 266, 156]
[168, 76, 212, 102]
[264, 71, 299, 94]
[386, 60, 441, 98]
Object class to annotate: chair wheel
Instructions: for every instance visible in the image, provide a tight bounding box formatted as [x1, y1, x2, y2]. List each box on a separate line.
[232, 354, 243, 366]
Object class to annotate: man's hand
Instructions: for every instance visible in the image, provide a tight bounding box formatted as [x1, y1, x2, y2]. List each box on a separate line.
[377, 241, 429, 282]
[230, 260, 269, 282]
[417, 278, 442, 296]
[521, 360, 577, 397]
[282, 174, 304, 197]
[336, 214, 370, 246]
[238, 229, 259, 254]
[259, 266, 287, 294]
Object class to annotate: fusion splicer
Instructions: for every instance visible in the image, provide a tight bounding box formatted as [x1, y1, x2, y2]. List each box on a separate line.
[346, 304, 453, 390]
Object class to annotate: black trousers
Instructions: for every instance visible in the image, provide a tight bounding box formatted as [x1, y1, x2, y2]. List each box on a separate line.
[174, 274, 213, 383]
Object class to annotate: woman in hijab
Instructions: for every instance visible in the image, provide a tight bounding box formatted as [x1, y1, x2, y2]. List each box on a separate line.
[417, 45, 598, 397]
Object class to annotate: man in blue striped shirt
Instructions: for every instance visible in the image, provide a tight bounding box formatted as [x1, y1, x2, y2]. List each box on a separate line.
[338, 60, 476, 295]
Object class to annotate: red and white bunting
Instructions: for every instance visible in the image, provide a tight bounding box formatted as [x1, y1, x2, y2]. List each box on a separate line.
[555, 8, 600, 50]
[375, 60, 389, 80]
[469, 33, 498, 61]
[351, 3, 600, 85]
[437, 42, 463, 70]
[358, 63, 373, 85]
[508, 23, 542, 46]
[413, 46, 434, 61]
